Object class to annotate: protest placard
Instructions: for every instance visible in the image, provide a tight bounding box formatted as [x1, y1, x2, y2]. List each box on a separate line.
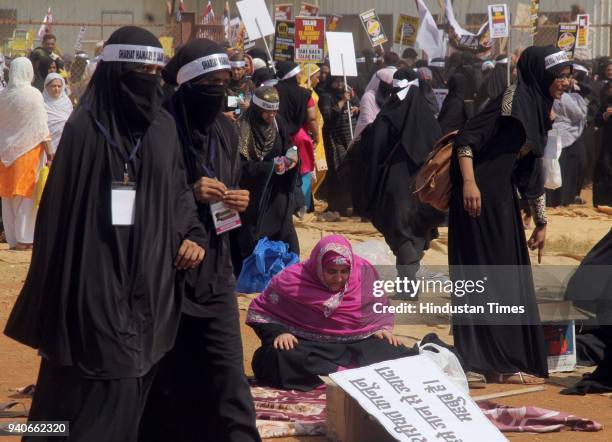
[295, 17, 325, 63]
[576, 14, 589, 49]
[236, 0, 275, 40]
[556, 23, 578, 59]
[327, 14, 342, 32]
[325, 32, 357, 77]
[273, 20, 295, 62]
[274, 3, 293, 22]
[488, 4, 509, 39]
[299, 2, 319, 17]
[394, 14, 420, 47]
[359, 9, 388, 47]
[329, 355, 507, 442]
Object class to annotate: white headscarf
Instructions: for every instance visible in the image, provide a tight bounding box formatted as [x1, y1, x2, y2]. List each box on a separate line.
[43, 73, 73, 153]
[0, 57, 49, 166]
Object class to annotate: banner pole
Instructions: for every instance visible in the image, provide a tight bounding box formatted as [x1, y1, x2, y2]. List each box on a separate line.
[255, 17, 276, 73]
[341, 53, 354, 140]
[507, 22, 512, 87]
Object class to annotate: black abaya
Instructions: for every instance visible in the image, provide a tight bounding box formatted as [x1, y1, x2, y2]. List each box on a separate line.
[546, 137, 586, 207]
[357, 86, 444, 277]
[562, 229, 612, 394]
[235, 115, 300, 269]
[438, 73, 468, 135]
[593, 102, 612, 207]
[250, 323, 418, 391]
[449, 116, 548, 377]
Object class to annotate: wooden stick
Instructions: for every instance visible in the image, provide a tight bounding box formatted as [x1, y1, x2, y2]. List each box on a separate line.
[472, 386, 545, 402]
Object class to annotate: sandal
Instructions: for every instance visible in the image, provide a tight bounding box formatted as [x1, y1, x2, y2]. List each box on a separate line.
[492, 372, 545, 385]
[0, 401, 28, 418]
[466, 371, 487, 388]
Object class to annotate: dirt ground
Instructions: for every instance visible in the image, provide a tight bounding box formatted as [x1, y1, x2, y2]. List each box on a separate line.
[0, 194, 611, 441]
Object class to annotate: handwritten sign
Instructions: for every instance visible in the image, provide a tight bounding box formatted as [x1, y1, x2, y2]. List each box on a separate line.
[295, 17, 325, 63]
[329, 355, 507, 442]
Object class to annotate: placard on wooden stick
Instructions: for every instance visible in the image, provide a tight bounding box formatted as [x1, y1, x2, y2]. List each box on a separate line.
[325, 32, 357, 77]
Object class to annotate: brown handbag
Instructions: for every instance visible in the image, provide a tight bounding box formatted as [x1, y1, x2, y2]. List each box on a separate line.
[413, 131, 459, 212]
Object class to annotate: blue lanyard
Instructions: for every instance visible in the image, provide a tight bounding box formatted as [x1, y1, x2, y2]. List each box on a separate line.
[85, 104, 142, 184]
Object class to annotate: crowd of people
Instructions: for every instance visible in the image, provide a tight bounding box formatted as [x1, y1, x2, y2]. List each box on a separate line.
[0, 23, 611, 442]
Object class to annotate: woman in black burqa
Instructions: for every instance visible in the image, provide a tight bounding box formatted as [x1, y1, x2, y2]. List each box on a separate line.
[562, 229, 612, 394]
[593, 80, 612, 207]
[353, 68, 445, 281]
[4, 26, 206, 441]
[317, 75, 359, 218]
[449, 46, 573, 384]
[438, 73, 469, 135]
[233, 86, 300, 270]
[139, 38, 261, 442]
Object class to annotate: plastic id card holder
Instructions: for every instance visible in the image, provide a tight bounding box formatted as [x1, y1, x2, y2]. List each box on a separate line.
[111, 182, 137, 226]
[210, 201, 242, 235]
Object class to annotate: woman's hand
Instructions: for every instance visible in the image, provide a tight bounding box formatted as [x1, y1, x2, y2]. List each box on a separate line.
[463, 179, 481, 217]
[193, 177, 227, 203]
[528, 225, 546, 264]
[223, 189, 249, 213]
[274, 333, 298, 350]
[374, 330, 402, 347]
[174, 239, 205, 270]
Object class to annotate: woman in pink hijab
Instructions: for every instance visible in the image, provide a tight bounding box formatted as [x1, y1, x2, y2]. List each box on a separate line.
[247, 234, 418, 391]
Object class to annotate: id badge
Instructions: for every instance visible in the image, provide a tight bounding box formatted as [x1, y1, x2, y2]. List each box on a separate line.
[210, 201, 242, 235]
[111, 182, 137, 226]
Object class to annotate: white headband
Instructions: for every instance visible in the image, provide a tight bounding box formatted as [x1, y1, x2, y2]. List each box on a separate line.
[230, 60, 246, 68]
[573, 63, 588, 73]
[177, 53, 231, 85]
[430, 61, 445, 68]
[263, 79, 279, 87]
[496, 57, 509, 64]
[396, 79, 419, 101]
[101, 44, 165, 66]
[544, 51, 570, 70]
[281, 65, 301, 80]
[252, 94, 280, 110]
[392, 78, 410, 88]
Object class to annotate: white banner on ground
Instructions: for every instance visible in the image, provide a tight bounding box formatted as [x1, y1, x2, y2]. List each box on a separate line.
[236, 0, 275, 40]
[325, 32, 357, 77]
[329, 355, 507, 442]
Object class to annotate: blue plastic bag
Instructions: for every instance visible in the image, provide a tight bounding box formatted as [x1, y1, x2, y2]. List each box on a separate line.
[236, 237, 299, 293]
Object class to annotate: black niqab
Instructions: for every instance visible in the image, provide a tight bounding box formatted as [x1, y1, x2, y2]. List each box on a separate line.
[275, 61, 311, 136]
[4, 26, 204, 378]
[438, 73, 468, 135]
[455, 45, 572, 157]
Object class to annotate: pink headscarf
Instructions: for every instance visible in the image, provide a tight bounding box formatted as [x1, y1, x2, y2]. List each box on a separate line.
[247, 235, 394, 342]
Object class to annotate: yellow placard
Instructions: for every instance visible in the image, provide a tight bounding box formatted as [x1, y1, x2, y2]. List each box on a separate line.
[159, 36, 175, 58]
[394, 14, 420, 47]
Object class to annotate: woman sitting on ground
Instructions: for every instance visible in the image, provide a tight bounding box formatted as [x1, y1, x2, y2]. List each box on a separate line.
[246, 234, 418, 391]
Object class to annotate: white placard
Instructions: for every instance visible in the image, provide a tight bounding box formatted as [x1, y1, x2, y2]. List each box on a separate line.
[325, 32, 358, 77]
[236, 0, 275, 40]
[488, 4, 509, 39]
[329, 355, 507, 442]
